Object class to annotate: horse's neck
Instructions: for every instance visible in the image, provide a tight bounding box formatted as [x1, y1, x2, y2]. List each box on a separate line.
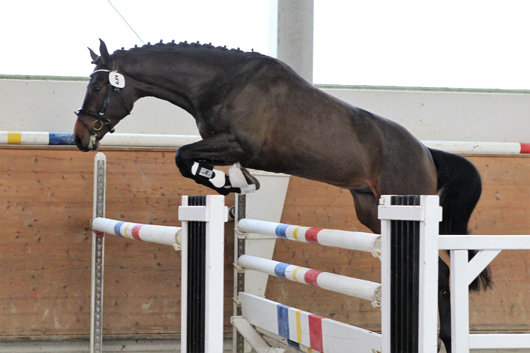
[120, 51, 234, 116]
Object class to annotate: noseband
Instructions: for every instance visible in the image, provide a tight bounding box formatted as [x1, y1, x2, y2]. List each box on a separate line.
[75, 68, 131, 137]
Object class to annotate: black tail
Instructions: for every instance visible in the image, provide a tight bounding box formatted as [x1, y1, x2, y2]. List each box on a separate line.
[429, 148, 493, 292]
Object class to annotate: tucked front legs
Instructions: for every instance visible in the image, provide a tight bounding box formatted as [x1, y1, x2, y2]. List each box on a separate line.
[175, 135, 260, 195]
[189, 161, 260, 195]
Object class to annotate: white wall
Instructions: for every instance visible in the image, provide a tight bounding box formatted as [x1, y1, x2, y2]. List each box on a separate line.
[0, 79, 199, 135]
[326, 87, 530, 142]
[1, 78, 529, 142]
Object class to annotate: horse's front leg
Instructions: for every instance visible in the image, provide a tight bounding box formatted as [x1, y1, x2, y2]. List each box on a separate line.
[175, 134, 260, 195]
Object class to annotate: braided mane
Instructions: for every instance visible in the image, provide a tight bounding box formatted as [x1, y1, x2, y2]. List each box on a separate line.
[112, 40, 263, 57]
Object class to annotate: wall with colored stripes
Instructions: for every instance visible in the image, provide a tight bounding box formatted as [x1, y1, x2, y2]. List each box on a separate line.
[2, 131, 530, 155]
[0, 131, 201, 148]
[2, 77, 530, 142]
[1, 131, 75, 145]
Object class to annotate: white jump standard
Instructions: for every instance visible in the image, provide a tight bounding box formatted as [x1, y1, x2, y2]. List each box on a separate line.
[232, 195, 442, 353]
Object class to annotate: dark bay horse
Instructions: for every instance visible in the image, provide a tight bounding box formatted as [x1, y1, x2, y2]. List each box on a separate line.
[74, 39, 492, 352]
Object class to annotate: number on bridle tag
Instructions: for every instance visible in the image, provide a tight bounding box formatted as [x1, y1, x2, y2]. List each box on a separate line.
[109, 71, 125, 89]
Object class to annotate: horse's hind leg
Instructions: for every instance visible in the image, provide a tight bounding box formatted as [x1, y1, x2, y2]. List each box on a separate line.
[351, 186, 452, 353]
[438, 258, 452, 353]
[349, 187, 381, 233]
[175, 134, 260, 195]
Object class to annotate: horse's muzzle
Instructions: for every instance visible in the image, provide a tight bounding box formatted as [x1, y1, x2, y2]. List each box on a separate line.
[74, 114, 103, 152]
[74, 131, 100, 152]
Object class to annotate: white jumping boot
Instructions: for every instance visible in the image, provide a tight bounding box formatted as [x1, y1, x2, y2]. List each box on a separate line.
[191, 162, 260, 195]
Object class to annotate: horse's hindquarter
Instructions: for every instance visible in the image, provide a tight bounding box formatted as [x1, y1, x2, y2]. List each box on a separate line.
[374, 114, 437, 196]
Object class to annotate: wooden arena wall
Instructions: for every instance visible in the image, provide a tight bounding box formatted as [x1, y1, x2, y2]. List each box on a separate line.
[0, 147, 529, 340]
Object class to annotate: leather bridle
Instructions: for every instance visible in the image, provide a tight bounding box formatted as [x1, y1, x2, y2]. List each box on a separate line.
[75, 66, 131, 137]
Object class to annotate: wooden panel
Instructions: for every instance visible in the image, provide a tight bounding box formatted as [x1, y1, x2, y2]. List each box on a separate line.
[0, 148, 235, 339]
[467, 156, 530, 332]
[1, 148, 529, 339]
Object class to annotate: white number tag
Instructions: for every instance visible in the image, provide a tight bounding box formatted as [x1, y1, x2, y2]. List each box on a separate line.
[109, 71, 125, 88]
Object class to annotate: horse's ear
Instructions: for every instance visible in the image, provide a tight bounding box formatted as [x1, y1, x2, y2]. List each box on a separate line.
[98, 39, 110, 66]
[88, 47, 99, 64]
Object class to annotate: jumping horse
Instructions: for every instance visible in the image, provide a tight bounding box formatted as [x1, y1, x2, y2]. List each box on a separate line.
[74, 39, 492, 352]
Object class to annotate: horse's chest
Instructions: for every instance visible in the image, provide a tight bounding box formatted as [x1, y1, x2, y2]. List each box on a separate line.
[196, 118, 222, 138]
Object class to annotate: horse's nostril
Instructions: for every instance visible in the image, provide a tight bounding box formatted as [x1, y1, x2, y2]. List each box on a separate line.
[74, 135, 90, 152]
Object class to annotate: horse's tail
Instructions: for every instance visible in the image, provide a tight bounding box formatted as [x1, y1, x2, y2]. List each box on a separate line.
[428, 148, 493, 292]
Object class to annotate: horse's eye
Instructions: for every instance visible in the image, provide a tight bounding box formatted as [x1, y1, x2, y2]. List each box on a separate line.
[93, 86, 102, 92]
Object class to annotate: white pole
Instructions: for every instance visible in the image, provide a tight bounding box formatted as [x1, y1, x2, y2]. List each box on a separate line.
[238, 254, 381, 303]
[276, 0, 314, 83]
[418, 196, 442, 353]
[204, 195, 227, 353]
[451, 250, 471, 353]
[379, 195, 392, 353]
[180, 197, 190, 353]
[91, 217, 181, 247]
[237, 219, 380, 255]
[3, 132, 530, 155]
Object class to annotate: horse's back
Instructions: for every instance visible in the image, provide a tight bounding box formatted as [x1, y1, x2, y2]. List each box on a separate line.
[215, 57, 436, 195]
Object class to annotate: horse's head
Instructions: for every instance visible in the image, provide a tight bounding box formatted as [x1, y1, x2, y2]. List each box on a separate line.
[74, 39, 135, 151]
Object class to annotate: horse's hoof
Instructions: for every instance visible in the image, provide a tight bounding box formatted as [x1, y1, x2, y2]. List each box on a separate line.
[240, 167, 260, 192]
[228, 164, 260, 194]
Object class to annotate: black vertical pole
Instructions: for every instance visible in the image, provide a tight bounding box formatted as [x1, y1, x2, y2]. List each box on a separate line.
[187, 195, 207, 353]
[235, 194, 246, 353]
[390, 195, 420, 353]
